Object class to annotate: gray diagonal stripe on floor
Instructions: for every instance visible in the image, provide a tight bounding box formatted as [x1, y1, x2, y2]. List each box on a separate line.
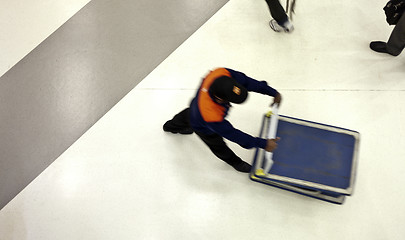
[0, 0, 228, 210]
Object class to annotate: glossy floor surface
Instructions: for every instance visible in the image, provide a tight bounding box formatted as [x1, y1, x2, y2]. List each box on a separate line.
[0, 0, 228, 209]
[1, 0, 405, 239]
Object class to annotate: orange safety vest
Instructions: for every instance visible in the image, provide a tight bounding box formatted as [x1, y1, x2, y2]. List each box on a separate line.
[197, 68, 231, 122]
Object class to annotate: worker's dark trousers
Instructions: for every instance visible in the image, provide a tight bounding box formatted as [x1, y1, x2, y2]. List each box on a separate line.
[164, 108, 243, 166]
[265, 0, 288, 25]
[387, 13, 405, 56]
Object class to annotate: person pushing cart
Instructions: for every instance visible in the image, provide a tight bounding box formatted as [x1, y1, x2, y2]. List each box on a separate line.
[163, 68, 281, 173]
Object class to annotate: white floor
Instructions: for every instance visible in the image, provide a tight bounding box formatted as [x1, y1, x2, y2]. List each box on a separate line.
[1, 0, 405, 239]
[0, 0, 91, 78]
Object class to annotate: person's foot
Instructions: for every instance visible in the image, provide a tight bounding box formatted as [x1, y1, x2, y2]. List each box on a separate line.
[370, 41, 399, 56]
[231, 161, 252, 173]
[370, 41, 389, 54]
[163, 121, 194, 134]
[269, 19, 294, 33]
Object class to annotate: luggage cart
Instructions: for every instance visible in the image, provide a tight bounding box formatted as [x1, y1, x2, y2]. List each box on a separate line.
[250, 108, 360, 204]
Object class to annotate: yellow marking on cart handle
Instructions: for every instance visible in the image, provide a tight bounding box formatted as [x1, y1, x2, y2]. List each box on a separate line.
[255, 168, 265, 176]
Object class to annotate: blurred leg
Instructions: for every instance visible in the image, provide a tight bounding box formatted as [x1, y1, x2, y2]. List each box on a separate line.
[195, 131, 251, 172]
[265, 0, 288, 24]
[387, 13, 405, 56]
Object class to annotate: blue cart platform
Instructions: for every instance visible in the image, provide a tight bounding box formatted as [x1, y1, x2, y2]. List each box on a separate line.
[250, 113, 360, 204]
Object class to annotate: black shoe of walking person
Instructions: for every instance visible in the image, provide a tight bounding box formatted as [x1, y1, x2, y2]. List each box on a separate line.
[370, 41, 399, 56]
[231, 161, 252, 173]
[163, 120, 194, 134]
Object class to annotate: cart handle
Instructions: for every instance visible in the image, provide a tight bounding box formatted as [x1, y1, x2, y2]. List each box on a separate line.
[264, 104, 279, 174]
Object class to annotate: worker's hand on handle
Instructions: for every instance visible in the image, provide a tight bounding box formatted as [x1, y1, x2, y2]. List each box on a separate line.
[271, 93, 282, 107]
[265, 137, 280, 152]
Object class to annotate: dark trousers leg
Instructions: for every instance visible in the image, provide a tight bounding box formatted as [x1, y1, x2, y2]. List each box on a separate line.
[163, 108, 193, 134]
[387, 13, 405, 56]
[265, 0, 288, 24]
[195, 131, 243, 166]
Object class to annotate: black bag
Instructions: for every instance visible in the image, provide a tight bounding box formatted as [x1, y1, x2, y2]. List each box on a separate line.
[384, 0, 405, 25]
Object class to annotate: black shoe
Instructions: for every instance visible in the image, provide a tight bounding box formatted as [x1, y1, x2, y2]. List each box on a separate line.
[163, 121, 194, 134]
[231, 161, 252, 173]
[369, 41, 399, 56]
[370, 41, 389, 53]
